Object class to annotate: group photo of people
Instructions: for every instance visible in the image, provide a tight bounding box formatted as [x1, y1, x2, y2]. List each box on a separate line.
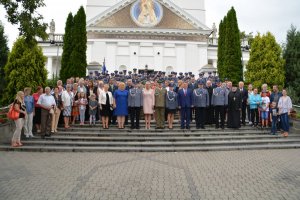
[10, 70, 293, 148]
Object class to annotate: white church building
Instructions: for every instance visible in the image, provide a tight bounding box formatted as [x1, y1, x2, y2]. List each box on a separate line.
[39, 0, 250, 78]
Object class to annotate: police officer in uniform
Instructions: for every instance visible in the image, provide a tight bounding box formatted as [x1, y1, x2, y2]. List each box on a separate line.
[212, 81, 228, 129]
[128, 80, 143, 129]
[193, 81, 209, 129]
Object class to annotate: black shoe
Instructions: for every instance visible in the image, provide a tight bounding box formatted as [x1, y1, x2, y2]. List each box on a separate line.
[180, 127, 185, 130]
[201, 126, 205, 129]
[221, 126, 225, 130]
[130, 126, 135, 129]
[45, 134, 51, 137]
[186, 126, 190, 130]
[41, 135, 45, 139]
[215, 126, 219, 129]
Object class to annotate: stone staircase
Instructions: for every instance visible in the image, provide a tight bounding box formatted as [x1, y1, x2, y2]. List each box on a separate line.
[1, 120, 300, 152]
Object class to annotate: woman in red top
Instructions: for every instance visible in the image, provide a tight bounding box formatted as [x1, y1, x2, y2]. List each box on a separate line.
[32, 86, 43, 133]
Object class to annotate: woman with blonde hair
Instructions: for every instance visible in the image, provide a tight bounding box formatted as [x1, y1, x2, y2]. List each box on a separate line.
[99, 84, 113, 129]
[143, 81, 155, 129]
[11, 91, 27, 147]
[113, 82, 128, 129]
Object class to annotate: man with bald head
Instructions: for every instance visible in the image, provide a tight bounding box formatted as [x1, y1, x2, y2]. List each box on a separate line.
[37, 87, 56, 139]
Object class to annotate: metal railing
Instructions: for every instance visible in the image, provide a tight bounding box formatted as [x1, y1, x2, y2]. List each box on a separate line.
[0, 105, 10, 125]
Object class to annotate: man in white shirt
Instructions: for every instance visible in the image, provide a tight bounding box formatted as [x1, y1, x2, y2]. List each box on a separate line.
[37, 87, 56, 138]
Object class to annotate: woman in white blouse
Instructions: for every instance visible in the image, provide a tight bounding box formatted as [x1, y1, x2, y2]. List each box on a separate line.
[62, 84, 74, 129]
[278, 89, 293, 137]
[98, 84, 113, 129]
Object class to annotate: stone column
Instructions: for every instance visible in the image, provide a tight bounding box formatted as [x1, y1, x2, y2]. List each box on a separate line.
[47, 57, 53, 79]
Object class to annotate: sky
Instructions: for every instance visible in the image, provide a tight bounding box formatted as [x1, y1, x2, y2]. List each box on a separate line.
[1, 0, 300, 49]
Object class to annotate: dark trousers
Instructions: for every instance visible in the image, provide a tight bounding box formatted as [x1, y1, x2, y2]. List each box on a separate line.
[271, 116, 277, 134]
[251, 108, 259, 126]
[215, 105, 225, 128]
[195, 107, 205, 128]
[130, 107, 141, 128]
[41, 108, 52, 136]
[241, 103, 247, 124]
[180, 107, 191, 128]
[206, 106, 214, 124]
[280, 113, 289, 132]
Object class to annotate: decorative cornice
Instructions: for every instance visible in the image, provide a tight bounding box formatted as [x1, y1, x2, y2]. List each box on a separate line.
[87, 27, 212, 36]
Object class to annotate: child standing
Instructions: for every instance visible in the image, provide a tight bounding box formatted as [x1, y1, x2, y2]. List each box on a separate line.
[260, 91, 270, 129]
[89, 94, 98, 126]
[78, 92, 88, 125]
[270, 102, 278, 135]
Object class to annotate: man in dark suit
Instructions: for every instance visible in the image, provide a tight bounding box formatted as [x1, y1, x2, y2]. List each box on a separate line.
[178, 82, 193, 129]
[239, 81, 248, 126]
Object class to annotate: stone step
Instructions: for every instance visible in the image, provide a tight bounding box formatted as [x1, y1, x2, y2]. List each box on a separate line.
[55, 130, 270, 137]
[1, 144, 300, 152]
[27, 134, 300, 142]
[57, 127, 270, 133]
[19, 139, 300, 147]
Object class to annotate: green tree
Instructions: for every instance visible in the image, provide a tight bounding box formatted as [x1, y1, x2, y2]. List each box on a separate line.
[283, 25, 300, 104]
[217, 7, 243, 83]
[68, 6, 87, 78]
[217, 17, 226, 80]
[60, 13, 74, 82]
[0, 21, 9, 106]
[3, 37, 47, 104]
[224, 7, 243, 83]
[245, 32, 285, 89]
[0, 0, 48, 43]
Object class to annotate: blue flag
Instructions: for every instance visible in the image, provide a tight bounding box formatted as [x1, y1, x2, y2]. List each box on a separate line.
[102, 58, 107, 74]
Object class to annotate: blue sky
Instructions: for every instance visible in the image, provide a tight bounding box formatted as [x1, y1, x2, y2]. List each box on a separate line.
[1, 0, 300, 49]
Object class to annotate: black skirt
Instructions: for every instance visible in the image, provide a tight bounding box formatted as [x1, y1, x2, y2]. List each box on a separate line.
[33, 107, 41, 124]
[100, 104, 111, 117]
[167, 109, 177, 114]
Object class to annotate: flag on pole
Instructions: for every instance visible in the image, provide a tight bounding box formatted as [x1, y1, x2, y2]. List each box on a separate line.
[102, 58, 107, 74]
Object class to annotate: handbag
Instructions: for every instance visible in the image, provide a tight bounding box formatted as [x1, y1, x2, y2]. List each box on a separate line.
[7, 104, 20, 120]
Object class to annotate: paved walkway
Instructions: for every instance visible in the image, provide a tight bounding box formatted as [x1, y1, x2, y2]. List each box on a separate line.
[0, 150, 299, 200]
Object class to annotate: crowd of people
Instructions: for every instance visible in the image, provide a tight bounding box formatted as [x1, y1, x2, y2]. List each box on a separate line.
[10, 70, 293, 147]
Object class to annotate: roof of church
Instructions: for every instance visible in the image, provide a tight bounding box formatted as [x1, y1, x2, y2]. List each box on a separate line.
[87, 0, 212, 36]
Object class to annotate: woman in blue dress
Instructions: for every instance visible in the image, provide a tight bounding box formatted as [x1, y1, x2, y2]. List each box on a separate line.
[113, 82, 128, 129]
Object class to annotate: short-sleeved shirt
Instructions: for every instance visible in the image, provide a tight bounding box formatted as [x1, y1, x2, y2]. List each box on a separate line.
[37, 94, 56, 108]
[261, 97, 270, 111]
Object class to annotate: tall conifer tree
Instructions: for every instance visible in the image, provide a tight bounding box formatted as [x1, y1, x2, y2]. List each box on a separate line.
[283, 25, 300, 103]
[217, 18, 226, 80]
[60, 13, 74, 82]
[0, 22, 9, 105]
[217, 7, 243, 83]
[69, 6, 87, 78]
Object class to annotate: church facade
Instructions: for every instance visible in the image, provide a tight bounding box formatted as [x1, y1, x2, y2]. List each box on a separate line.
[39, 0, 250, 78]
